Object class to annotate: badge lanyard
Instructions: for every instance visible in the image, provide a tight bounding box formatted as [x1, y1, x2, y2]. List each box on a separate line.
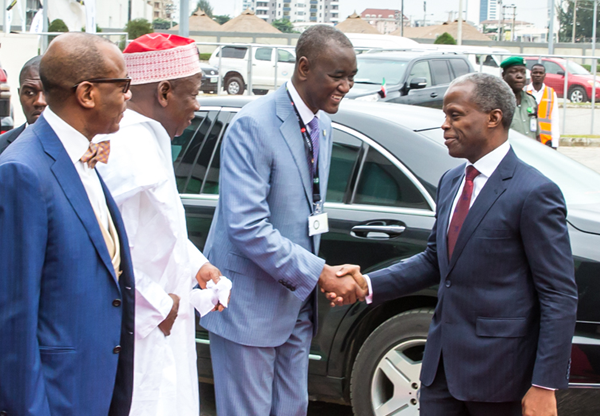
[286, 88, 321, 212]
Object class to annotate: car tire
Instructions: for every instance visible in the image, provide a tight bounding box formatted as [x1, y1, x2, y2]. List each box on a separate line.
[225, 76, 245, 95]
[569, 86, 587, 103]
[350, 308, 433, 416]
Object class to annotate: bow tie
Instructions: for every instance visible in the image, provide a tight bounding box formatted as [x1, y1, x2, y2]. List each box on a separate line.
[80, 141, 110, 169]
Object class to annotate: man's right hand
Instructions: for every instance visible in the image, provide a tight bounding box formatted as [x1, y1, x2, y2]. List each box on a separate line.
[318, 264, 366, 306]
[158, 293, 180, 336]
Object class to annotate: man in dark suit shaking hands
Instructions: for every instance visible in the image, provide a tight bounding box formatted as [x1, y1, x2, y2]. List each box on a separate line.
[334, 73, 578, 416]
[0, 33, 135, 416]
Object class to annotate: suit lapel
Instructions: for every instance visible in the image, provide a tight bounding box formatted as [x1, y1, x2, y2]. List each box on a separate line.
[447, 149, 517, 272]
[35, 115, 119, 285]
[276, 86, 313, 206]
[438, 169, 464, 270]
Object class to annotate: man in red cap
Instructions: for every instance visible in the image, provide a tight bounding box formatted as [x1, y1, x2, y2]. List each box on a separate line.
[95, 33, 227, 416]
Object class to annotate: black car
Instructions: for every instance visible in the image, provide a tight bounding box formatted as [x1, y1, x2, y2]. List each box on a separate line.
[199, 63, 219, 94]
[347, 51, 473, 109]
[172, 97, 600, 415]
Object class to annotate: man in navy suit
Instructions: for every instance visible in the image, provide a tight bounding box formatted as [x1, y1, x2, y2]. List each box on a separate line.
[201, 25, 361, 415]
[0, 33, 135, 416]
[335, 73, 578, 416]
[0, 55, 46, 154]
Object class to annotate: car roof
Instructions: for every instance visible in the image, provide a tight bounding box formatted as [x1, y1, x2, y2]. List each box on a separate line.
[359, 51, 468, 60]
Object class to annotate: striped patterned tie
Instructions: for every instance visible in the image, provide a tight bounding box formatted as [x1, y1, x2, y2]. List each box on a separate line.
[307, 117, 320, 176]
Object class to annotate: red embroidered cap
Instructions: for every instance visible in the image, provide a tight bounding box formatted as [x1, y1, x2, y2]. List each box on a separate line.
[123, 33, 202, 85]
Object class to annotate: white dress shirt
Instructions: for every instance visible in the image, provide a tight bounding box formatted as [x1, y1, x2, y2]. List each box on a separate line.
[364, 141, 511, 303]
[287, 80, 322, 131]
[526, 83, 560, 147]
[44, 107, 109, 229]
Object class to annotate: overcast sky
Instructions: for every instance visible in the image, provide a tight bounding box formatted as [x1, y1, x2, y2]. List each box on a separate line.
[211, 0, 552, 30]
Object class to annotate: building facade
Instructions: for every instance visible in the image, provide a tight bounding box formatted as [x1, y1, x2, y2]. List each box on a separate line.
[360, 8, 407, 34]
[245, 0, 339, 24]
[152, 0, 175, 20]
[479, 0, 499, 22]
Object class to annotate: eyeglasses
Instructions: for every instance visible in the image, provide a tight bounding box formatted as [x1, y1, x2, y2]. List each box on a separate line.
[72, 77, 132, 93]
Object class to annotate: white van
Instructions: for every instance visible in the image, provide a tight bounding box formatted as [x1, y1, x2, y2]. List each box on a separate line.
[430, 45, 510, 76]
[209, 44, 296, 95]
[344, 33, 425, 53]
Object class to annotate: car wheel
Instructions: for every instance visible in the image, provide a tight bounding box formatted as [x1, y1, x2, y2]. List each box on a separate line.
[569, 86, 587, 103]
[225, 76, 245, 95]
[350, 308, 433, 416]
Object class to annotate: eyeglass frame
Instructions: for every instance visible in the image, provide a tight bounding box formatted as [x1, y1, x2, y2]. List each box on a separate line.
[72, 77, 132, 94]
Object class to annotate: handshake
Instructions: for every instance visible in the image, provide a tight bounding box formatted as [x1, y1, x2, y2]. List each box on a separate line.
[318, 264, 368, 307]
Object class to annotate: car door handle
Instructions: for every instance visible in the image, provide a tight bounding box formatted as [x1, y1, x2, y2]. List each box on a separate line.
[430, 92, 438, 98]
[351, 225, 406, 239]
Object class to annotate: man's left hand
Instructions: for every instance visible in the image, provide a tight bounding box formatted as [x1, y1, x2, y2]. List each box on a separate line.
[521, 386, 557, 416]
[196, 262, 221, 289]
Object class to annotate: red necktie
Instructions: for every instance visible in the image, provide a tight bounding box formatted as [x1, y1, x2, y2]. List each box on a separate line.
[447, 165, 480, 259]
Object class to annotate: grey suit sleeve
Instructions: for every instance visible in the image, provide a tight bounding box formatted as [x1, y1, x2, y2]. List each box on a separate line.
[520, 180, 578, 389]
[219, 115, 325, 301]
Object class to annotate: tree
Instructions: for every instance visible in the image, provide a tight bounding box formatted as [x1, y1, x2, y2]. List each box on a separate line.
[48, 19, 68, 42]
[125, 18, 154, 40]
[214, 15, 231, 25]
[153, 18, 172, 30]
[434, 32, 457, 45]
[195, 0, 213, 18]
[559, 0, 600, 42]
[271, 18, 295, 33]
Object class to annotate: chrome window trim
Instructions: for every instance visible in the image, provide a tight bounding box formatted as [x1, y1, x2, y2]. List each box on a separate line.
[331, 122, 436, 211]
[325, 202, 435, 217]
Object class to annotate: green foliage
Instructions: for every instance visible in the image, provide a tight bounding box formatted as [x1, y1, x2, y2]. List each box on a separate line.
[195, 0, 213, 18]
[152, 18, 172, 30]
[559, 1, 600, 42]
[199, 53, 212, 60]
[125, 18, 154, 41]
[48, 19, 68, 33]
[214, 15, 231, 25]
[80, 25, 103, 32]
[271, 18, 295, 33]
[434, 32, 457, 45]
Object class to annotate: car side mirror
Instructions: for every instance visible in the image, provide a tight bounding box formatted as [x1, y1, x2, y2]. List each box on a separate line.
[557, 70, 565, 76]
[409, 77, 428, 89]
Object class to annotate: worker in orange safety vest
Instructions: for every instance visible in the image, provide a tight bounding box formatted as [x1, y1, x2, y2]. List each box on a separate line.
[526, 63, 560, 148]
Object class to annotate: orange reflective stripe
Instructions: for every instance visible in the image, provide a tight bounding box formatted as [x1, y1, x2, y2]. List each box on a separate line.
[536, 86, 553, 145]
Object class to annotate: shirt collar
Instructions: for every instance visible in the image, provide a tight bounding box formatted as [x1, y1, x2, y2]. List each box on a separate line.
[44, 106, 93, 164]
[287, 80, 321, 126]
[467, 141, 511, 179]
[527, 83, 545, 93]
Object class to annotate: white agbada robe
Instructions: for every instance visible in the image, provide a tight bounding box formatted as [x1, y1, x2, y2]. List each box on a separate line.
[96, 109, 207, 416]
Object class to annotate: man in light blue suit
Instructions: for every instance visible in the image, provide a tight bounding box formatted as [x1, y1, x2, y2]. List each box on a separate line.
[201, 25, 362, 415]
[335, 73, 578, 416]
[0, 33, 135, 416]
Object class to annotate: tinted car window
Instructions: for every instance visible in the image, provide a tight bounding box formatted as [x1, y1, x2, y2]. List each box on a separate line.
[255, 47, 273, 61]
[356, 58, 409, 85]
[277, 49, 295, 63]
[353, 146, 429, 209]
[326, 129, 362, 203]
[430, 60, 452, 85]
[174, 111, 213, 193]
[544, 61, 563, 75]
[408, 61, 432, 87]
[220, 46, 247, 59]
[450, 59, 470, 77]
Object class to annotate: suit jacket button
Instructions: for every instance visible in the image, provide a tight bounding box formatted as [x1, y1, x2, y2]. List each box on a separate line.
[112, 299, 122, 307]
[113, 345, 121, 354]
[445, 280, 452, 288]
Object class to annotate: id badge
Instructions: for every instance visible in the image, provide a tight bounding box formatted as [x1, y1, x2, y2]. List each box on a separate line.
[309, 212, 329, 236]
[530, 117, 537, 132]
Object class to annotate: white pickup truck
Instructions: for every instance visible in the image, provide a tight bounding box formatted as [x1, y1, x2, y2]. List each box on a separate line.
[209, 44, 296, 95]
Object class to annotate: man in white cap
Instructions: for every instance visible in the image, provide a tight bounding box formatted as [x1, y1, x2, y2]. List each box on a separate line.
[96, 33, 227, 416]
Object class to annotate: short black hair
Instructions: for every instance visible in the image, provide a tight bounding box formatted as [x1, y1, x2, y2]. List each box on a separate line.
[296, 25, 353, 65]
[19, 56, 42, 86]
[531, 63, 545, 72]
[40, 33, 113, 103]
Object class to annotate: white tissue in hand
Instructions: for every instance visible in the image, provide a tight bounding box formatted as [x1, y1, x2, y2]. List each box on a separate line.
[207, 276, 232, 308]
[189, 287, 218, 317]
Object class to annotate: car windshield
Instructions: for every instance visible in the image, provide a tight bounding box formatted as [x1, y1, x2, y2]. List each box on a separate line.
[355, 58, 408, 85]
[566, 61, 590, 75]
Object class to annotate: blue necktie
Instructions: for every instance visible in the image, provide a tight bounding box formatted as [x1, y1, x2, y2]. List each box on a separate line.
[307, 117, 320, 176]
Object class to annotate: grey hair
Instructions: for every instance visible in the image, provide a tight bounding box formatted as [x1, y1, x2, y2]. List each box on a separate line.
[449, 72, 516, 130]
[296, 25, 353, 64]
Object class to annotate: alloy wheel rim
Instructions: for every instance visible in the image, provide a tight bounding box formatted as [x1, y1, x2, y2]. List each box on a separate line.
[370, 338, 425, 416]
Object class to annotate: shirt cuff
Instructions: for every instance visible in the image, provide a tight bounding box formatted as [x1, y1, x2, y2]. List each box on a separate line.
[532, 384, 556, 391]
[364, 274, 373, 304]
